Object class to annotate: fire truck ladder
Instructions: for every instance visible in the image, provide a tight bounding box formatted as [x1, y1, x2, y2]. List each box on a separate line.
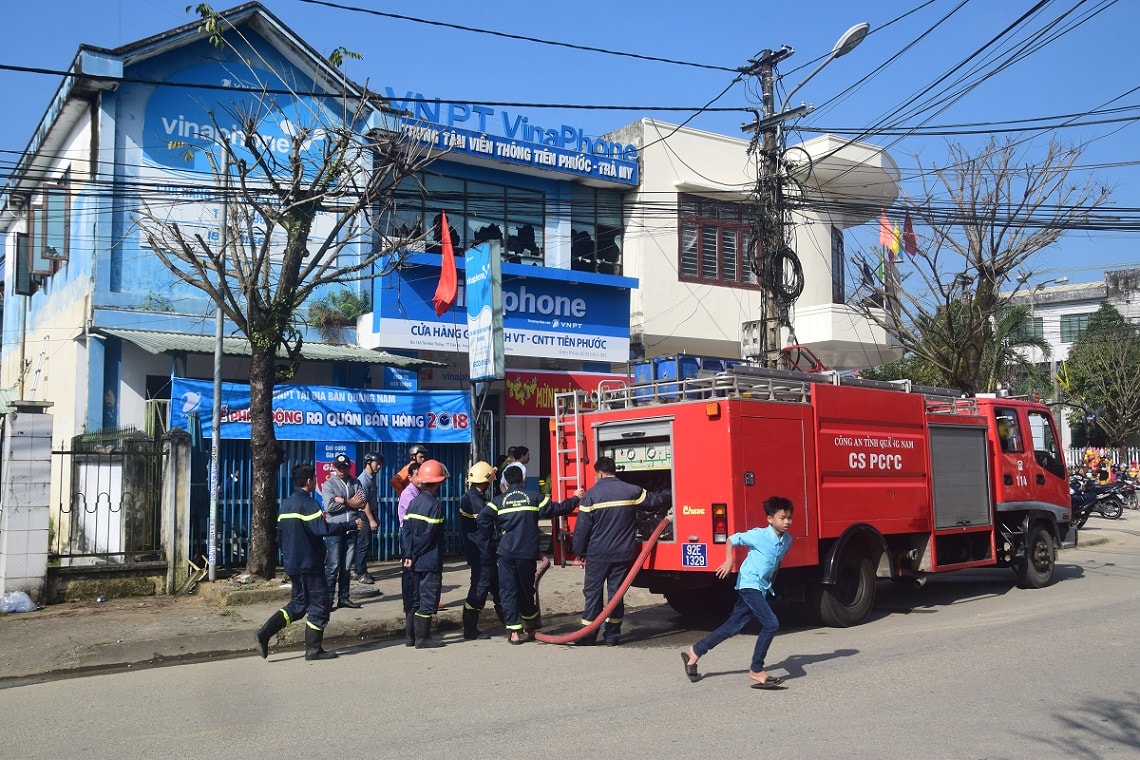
[553, 389, 591, 566]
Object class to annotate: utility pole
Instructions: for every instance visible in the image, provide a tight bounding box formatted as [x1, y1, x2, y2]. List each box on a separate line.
[740, 24, 870, 368]
[741, 47, 796, 368]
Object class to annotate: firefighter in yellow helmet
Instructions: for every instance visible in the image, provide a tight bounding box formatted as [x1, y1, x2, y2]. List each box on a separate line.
[460, 461, 501, 639]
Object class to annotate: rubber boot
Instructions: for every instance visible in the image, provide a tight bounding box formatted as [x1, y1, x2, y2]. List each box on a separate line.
[404, 613, 416, 648]
[462, 607, 489, 640]
[304, 626, 339, 660]
[254, 610, 287, 659]
[413, 615, 444, 649]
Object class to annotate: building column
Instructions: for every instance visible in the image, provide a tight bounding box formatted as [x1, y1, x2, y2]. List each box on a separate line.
[0, 401, 54, 601]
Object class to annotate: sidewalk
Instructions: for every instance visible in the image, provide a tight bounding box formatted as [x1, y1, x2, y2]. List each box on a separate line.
[0, 558, 647, 686]
[0, 529, 1120, 686]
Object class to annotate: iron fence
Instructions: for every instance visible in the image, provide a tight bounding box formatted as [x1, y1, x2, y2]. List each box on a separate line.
[50, 430, 165, 566]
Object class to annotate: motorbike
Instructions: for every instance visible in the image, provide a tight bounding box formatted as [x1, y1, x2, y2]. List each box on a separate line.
[1070, 476, 1126, 528]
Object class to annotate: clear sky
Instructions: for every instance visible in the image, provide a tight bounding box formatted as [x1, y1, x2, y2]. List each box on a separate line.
[3, 0, 1137, 285]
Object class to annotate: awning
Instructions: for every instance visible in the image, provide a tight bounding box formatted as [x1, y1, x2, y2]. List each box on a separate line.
[97, 328, 444, 368]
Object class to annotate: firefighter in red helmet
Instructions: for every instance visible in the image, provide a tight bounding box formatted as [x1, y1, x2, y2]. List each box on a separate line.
[401, 459, 449, 648]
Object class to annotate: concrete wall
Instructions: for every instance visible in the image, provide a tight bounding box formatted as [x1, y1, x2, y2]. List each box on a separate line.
[0, 404, 54, 601]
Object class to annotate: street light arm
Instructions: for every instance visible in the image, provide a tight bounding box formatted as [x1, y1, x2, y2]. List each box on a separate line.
[779, 22, 870, 114]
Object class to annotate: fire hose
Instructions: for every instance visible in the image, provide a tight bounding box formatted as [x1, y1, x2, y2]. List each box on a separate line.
[532, 516, 671, 644]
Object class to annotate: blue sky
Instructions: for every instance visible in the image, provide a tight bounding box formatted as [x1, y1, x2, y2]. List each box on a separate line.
[3, 0, 1137, 285]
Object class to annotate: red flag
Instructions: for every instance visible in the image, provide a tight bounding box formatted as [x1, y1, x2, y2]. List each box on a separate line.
[878, 210, 893, 249]
[432, 211, 457, 317]
[902, 211, 918, 255]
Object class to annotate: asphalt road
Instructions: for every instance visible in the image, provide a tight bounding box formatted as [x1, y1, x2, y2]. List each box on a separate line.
[4, 524, 1139, 759]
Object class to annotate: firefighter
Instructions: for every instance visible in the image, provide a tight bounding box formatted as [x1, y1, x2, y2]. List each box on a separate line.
[460, 461, 501, 639]
[573, 456, 672, 645]
[479, 465, 583, 643]
[401, 458, 449, 649]
[390, 444, 428, 496]
[254, 463, 362, 661]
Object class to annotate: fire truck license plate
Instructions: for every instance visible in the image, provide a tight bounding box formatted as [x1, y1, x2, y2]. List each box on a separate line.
[682, 544, 708, 567]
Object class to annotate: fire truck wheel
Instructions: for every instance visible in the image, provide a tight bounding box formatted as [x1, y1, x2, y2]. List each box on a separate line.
[1014, 525, 1055, 590]
[812, 555, 875, 628]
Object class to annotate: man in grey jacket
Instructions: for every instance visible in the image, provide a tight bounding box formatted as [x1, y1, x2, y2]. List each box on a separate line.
[321, 453, 367, 610]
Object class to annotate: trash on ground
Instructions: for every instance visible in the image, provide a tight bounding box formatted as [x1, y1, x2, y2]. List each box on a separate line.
[0, 590, 37, 613]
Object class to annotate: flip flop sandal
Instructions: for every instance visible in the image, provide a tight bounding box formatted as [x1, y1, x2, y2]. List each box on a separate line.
[680, 650, 700, 682]
[750, 677, 785, 690]
[508, 632, 526, 645]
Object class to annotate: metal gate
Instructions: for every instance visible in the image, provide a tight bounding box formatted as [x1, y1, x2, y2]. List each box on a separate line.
[189, 439, 472, 567]
[50, 430, 165, 566]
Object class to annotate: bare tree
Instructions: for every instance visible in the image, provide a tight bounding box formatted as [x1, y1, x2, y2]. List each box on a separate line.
[852, 136, 1110, 394]
[134, 7, 433, 578]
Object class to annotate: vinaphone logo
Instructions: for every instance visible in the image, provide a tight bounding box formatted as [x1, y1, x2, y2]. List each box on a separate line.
[142, 62, 330, 172]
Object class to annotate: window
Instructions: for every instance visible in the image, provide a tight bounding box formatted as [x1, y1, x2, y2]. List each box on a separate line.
[677, 193, 757, 287]
[1060, 313, 1091, 343]
[1028, 410, 1066, 479]
[42, 182, 70, 261]
[387, 173, 545, 263]
[571, 185, 625, 275]
[831, 226, 845, 303]
[14, 233, 37, 296]
[1013, 316, 1043, 342]
[995, 408, 1023, 454]
[28, 207, 52, 275]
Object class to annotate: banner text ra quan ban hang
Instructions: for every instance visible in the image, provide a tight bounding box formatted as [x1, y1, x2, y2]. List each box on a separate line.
[171, 378, 472, 443]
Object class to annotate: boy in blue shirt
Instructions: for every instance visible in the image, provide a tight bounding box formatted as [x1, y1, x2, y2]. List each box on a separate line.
[681, 496, 794, 689]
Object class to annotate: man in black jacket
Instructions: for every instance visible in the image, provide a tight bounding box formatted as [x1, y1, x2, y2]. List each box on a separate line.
[573, 456, 672, 646]
[479, 466, 583, 644]
[254, 463, 362, 661]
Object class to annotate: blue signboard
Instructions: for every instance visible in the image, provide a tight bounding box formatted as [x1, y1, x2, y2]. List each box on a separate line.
[171, 378, 472, 443]
[465, 242, 504, 382]
[374, 254, 633, 364]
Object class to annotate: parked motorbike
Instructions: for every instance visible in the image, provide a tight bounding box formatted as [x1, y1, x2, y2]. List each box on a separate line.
[1070, 476, 1126, 528]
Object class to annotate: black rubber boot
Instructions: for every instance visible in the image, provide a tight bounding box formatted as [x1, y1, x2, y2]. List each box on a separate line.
[254, 611, 287, 659]
[413, 615, 444, 649]
[404, 613, 416, 648]
[304, 626, 338, 660]
[462, 607, 489, 640]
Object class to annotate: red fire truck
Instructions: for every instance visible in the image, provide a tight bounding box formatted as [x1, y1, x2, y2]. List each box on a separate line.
[550, 365, 1075, 627]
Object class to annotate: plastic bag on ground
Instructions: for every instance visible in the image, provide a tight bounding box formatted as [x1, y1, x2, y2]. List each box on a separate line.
[0, 590, 37, 613]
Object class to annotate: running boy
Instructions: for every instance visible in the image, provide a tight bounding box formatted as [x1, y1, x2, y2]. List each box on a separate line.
[681, 495, 793, 688]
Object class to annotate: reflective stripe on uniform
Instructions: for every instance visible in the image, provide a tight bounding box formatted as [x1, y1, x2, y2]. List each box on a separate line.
[405, 513, 444, 525]
[498, 505, 540, 516]
[578, 493, 645, 513]
[278, 510, 325, 522]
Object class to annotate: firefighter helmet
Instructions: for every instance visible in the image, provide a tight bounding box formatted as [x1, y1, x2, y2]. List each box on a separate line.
[466, 461, 497, 484]
[417, 459, 449, 484]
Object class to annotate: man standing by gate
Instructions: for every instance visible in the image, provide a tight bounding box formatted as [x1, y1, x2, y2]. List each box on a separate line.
[322, 453, 367, 610]
[353, 451, 383, 585]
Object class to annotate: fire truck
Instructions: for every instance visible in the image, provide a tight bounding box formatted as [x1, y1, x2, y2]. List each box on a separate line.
[550, 364, 1075, 628]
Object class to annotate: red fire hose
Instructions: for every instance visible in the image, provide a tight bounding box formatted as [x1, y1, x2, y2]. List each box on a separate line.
[533, 516, 671, 644]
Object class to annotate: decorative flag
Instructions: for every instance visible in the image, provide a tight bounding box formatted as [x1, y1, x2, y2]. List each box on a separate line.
[878, 211, 893, 249]
[902, 211, 918, 255]
[891, 223, 902, 263]
[432, 211, 458, 317]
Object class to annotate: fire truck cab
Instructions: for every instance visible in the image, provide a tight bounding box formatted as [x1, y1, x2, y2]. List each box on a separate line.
[551, 365, 1073, 627]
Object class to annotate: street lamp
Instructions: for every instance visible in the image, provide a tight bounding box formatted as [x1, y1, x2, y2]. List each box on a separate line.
[779, 22, 871, 113]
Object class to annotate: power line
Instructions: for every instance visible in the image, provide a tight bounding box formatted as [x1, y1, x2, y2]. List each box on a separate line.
[295, 0, 739, 72]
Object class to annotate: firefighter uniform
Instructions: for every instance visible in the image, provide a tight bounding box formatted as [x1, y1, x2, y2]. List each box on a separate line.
[254, 485, 354, 660]
[573, 477, 671, 645]
[479, 485, 579, 640]
[460, 483, 501, 637]
[401, 488, 446, 647]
